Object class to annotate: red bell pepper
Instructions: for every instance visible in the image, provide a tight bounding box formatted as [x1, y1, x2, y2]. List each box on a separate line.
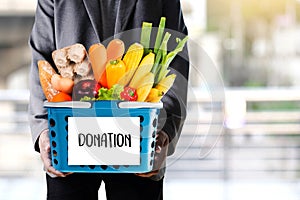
[120, 86, 138, 101]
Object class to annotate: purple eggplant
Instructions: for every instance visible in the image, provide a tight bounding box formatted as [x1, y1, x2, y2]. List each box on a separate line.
[72, 79, 101, 100]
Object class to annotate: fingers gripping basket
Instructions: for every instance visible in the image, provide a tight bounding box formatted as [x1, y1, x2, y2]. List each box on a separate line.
[44, 101, 162, 173]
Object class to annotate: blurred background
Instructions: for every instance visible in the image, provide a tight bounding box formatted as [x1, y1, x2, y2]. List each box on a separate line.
[0, 0, 300, 199]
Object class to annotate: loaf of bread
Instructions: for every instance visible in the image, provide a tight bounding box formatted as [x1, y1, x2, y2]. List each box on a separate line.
[52, 43, 91, 80]
[38, 60, 60, 101]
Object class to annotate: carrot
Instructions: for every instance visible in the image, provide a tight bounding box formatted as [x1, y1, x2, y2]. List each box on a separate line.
[99, 70, 108, 88]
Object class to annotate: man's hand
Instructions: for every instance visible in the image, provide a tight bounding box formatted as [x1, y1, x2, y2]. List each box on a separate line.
[136, 131, 169, 178]
[39, 130, 71, 177]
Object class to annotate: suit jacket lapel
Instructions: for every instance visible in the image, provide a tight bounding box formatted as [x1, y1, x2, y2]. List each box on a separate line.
[115, 0, 137, 33]
[83, 0, 101, 42]
[83, 0, 137, 41]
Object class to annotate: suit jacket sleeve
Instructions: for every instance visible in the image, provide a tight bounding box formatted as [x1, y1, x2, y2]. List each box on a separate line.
[160, 0, 189, 155]
[28, 0, 56, 152]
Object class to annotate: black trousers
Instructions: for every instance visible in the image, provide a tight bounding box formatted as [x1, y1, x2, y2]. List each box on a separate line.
[46, 173, 163, 200]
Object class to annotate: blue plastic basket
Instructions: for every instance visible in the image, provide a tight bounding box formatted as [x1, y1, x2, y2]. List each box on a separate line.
[44, 101, 162, 173]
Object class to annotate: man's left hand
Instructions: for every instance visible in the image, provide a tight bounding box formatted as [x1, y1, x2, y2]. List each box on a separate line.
[136, 131, 169, 178]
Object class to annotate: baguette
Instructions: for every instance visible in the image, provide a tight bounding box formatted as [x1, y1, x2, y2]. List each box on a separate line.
[106, 39, 125, 61]
[38, 60, 60, 101]
[67, 43, 86, 63]
[88, 43, 107, 82]
[52, 43, 91, 80]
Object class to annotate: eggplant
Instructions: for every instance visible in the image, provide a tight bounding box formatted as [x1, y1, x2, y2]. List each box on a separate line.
[72, 79, 101, 100]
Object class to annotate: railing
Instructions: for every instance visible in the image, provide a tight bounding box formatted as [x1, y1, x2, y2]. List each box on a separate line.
[0, 88, 300, 180]
[166, 87, 300, 180]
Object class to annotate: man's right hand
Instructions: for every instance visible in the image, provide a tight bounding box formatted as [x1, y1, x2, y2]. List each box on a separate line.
[39, 130, 71, 177]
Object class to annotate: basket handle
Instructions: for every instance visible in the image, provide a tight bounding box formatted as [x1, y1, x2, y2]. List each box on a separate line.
[118, 101, 163, 109]
[44, 101, 92, 108]
[44, 101, 163, 109]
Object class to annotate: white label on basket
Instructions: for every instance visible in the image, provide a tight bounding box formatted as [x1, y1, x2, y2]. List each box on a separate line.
[68, 117, 140, 165]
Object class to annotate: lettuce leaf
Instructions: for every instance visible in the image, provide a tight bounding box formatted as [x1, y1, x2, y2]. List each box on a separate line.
[97, 84, 124, 100]
[80, 84, 124, 101]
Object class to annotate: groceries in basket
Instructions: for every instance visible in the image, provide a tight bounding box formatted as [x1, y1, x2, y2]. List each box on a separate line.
[38, 17, 188, 103]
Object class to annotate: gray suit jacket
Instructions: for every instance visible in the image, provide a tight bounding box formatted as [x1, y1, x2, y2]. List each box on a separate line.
[29, 0, 189, 156]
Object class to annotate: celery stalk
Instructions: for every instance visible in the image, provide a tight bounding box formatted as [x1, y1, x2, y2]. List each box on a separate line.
[154, 17, 166, 54]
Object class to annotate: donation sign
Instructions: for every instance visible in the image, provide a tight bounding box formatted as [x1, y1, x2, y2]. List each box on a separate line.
[68, 117, 140, 165]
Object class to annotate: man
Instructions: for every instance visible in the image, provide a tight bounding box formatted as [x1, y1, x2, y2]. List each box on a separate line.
[29, 0, 189, 199]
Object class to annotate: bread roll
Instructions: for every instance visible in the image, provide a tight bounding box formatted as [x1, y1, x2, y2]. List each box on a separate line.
[67, 43, 86, 63]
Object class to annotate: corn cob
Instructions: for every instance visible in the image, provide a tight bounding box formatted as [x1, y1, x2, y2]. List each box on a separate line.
[123, 43, 144, 72]
[117, 70, 132, 86]
[117, 43, 144, 86]
[145, 88, 163, 103]
[146, 74, 176, 102]
[129, 52, 155, 89]
[136, 72, 155, 102]
[137, 84, 153, 102]
[155, 74, 176, 93]
[137, 86, 154, 102]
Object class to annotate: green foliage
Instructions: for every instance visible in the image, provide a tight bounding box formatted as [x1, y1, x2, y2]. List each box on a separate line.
[241, 0, 288, 22]
[248, 101, 300, 111]
[207, 0, 289, 30]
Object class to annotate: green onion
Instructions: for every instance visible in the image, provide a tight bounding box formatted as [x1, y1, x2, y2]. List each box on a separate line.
[156, 36, 188, 83]
[154, 17, 166, 54]
[151, 32, 171, 79]
[140, 22, 152, 55]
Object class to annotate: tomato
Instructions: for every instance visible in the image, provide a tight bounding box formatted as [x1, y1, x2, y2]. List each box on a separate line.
[50, 92, 72, 102]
